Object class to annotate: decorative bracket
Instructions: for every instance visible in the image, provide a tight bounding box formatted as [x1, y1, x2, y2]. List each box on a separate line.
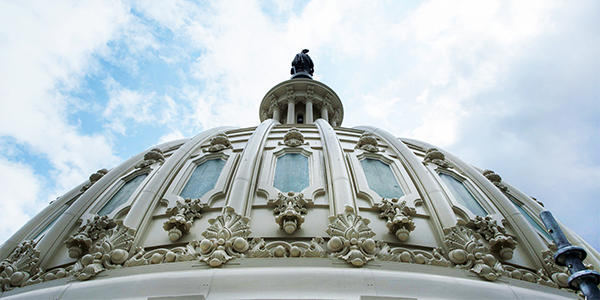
[65, 215, 117, 259]
[377, 198, 417, 241]
[163, 198, 207, 242]
[444, 225, 502, 281]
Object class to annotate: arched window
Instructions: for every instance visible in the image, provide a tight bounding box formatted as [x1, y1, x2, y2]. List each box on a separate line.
[180, 158, 226, 199]
[274, 153, 309, 193]
[438, 173, 487, 217]
[98, 173, 148, 216]
[360, 158, 404, 199]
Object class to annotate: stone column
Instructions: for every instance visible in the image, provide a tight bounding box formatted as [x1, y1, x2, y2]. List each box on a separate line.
[285, 85, 296, 125]
[287, 100, 295, 125]
[305, 100, 313, 124]
[321, 106, 329, 122]
[272, 107, 280, 123]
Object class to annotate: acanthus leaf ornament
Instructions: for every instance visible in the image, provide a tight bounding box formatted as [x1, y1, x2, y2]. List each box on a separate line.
[65, 215, 117, 259]
[80, 169, 108, 192]
[444, 225, 502, 281]
[195, 206, 251, 267]
[70, 222, 134, 281]
[423, 148, 452, 168]
[355, 133, 380, 152]
[279, 127, 307, 147]
[163, 198, 207, 242]
[203, 133, 233, 153]
[468, 216, 517, 260]
[135, 148, 165, 169]
[377, 198, 417, 242]
[325, 206, 376, 267]
[0, 240, 42, 291]
[269, 192, 312, 234]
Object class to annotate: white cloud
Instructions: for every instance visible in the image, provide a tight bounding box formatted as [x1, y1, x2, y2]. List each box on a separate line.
[0, 156, 45, 242]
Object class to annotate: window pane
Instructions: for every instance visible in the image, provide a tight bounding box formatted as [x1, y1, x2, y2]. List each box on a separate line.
[439, 173, 487, 217]
[510, 198, 552, 240]
[274, 153, 309, 193]
[34, 205, 69, 239]
[98, 173, 148, 216]
[360, 158, 404, 199]
[180, 159, 226, 199]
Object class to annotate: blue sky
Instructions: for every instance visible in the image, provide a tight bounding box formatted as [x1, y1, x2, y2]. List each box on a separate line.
[0, 0, 598, 251]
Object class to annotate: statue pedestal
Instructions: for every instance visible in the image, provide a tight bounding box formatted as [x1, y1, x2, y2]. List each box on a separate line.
[291, 71, 312, 79]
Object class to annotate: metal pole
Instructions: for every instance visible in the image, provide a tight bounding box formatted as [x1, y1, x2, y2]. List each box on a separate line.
[539, 211, 600, 300]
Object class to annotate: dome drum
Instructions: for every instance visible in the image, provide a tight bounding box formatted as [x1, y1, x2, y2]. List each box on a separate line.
[1, 77, 598, 299]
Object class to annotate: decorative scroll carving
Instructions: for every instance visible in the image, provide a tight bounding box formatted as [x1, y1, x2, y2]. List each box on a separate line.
[378, 243, 451, 267]
[135, 148, 165, 169]
[444, 226, 502, 281]
[326, 206, 377, 267]
[65, 215, 117, 259]
[203, 133, 233, 153]
[124, 245, 198, 267]
[377, 198, 417, 242]
[482, 170, 508, 193]
[0, 240, 41, 291]
[163, 198, 207, 242]
[280, 128, 306, 147]
[423, 148, 452, 168]
[195, 207, 251, 267]
[69, 222, 134, 280]
[80, 169, 108, 192]
[355, 133, 380, 152]
[269, 192, 312, 234]
[468, 216, 517, 260]
[247, 237, 327, 258]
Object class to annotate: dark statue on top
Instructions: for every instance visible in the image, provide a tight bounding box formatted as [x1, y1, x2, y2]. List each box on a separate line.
[291, 49, 314, 79]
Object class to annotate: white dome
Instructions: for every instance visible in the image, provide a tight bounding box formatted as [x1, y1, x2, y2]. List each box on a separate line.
[0, 77, 597, 299]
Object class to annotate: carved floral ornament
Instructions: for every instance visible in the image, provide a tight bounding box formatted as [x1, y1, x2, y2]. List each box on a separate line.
[482, 169, 508, 193]
[80, 169, 108, 192]
[204, 133, 233, 153]
[377, 198, 417, 242]
[280, 127, 307, 147]
[0, 240, 41, 291]
[326, 206, 377, 267]
[270, 192, 312, 234]
[195, 206, 251, 267]
[355, 133, 380, 152]
[0, 216, 575, 292]
[135, 148, 165, 169]
[423, 148, 452, 168]
[163, 198, 206, 241]
[468, 216, 517, 260]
